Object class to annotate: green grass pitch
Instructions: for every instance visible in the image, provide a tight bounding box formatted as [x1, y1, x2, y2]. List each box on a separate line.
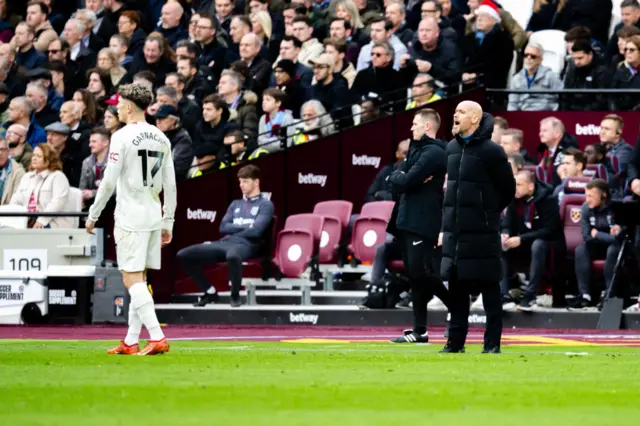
[0, 340, 638, 425]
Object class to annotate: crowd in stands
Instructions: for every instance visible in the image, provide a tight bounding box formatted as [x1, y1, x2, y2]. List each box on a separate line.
[0, 0, 638, 235]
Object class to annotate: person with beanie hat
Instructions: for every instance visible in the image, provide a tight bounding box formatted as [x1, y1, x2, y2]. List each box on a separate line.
[274, 59, 308, 118]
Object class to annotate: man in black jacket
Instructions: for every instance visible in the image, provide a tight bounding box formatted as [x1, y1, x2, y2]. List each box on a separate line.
[574, 179, 623, 308]
[502, 170, 565, 310]
[365, 140, 409, 203]
[388, 109, 450, 344]
[440, 101, 515, 353]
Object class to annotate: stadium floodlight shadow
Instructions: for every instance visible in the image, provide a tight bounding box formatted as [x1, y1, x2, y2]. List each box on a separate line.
[597, 200, 640, 330]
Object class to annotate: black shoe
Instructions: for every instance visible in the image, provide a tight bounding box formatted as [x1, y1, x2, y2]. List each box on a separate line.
[568, 296, 591, 311]
[390, 329, 429, 343]
[481, 346, 501, 354]
[193, 292, 219, 307]
[518, 297, 536, 311]
[439, 344, 465, 353]
[230, 295, 242, 308]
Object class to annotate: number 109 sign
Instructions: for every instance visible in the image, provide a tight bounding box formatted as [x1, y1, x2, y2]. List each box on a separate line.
[3, 249, 48, 272]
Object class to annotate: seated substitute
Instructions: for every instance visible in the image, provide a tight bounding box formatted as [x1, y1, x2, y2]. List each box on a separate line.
[501, 170, 565, 310]
[177, 165, 275, 308]
[573, 179, 624, 309]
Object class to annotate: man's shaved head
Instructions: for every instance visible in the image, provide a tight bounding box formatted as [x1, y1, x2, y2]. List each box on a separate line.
[452, 101, 483, 137]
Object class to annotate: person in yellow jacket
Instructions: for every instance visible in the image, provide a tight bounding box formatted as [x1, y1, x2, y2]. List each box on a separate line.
[406, 73, 441, 110]
[219, 130, 269, 169]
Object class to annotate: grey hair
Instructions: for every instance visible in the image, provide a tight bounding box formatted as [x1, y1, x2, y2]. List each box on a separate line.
[526, 42, 544, 57]
[62, 100, 82, 117]
[156, 85, 178, 101]
[12, 97, 35, 116]
[243, 32, 263, 47]
[67, 18, 86, 35]
[373, 41, 394, 58]
[220, 69, 242, 89]
[75, 9, 97, 26]
[540, 116, 565, 134]
[26, 82, 48, 98]
[301, 100, 336, 136]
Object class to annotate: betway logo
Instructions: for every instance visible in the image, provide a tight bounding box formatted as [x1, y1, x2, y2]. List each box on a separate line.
[575, 124, 600, 136]
[186, 208, 217, 222]
[447, 313, 486, 324]
[298, 173, 327, 187]
[289, 312, 319, 324]
[568, 180, 587, 189]
[352, 154, 381, 168]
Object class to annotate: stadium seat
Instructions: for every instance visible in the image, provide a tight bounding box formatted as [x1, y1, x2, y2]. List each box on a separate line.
[528, 30, 567, 75]
[359, 201, 395, 221]
[607, 154, 621, 175]
[499, 0, 534, 30]
[560, 194, 586, 256]
[67, 187, 83, 229]
[387, 259, 405, 273]
[313, 200, 353, 230]
[273, 214, 324, 277]
[584, 164, 608, 180]
[349, 202, 395, 263]
[316, 214, 342, 263]
[523, 165, 548, 183]
[0, 204, 29, 229]
[610, 0, 624, 37]
[563, 176, 592, 194]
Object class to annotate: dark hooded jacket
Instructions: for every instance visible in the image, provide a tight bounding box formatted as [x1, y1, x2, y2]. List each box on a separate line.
[502, 181, 563, 243]
[440, 113, 516, 282]
[387, 134, 447, 241]
[165, 125, 193, 181]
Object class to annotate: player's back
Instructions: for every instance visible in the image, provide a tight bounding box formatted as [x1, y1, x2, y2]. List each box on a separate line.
[114, 122, 175, 231]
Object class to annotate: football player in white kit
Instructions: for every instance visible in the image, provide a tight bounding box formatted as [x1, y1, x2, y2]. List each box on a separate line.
[86, 84, 177, 356]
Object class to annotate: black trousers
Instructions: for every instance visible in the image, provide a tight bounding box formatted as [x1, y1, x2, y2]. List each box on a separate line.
[448, 266, 502, 350]
[400, 231, 450, 334]
[575, 240, 621, 298]
[177, 239, 256, 297]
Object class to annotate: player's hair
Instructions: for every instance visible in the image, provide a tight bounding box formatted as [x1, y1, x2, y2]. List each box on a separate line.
[117, 83, 154, 111]
[238, 164, 260, 180]
[90, 126, 111, 141]
[503, 128, 523, 146]
[415, 108, 441, 131]
[586, 178, 610, 200]
[494, 116, 509, 130]
[564, 147, 586, 170]
[34, 143, 63, 172]
[603, 113, 624, 133]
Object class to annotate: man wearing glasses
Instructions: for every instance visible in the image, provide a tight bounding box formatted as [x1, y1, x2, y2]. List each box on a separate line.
[507, 42, 563, 111]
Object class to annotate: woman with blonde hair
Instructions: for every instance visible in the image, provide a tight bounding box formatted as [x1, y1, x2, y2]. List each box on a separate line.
[11, 144, 72, 229]
[333, 0, 370, 46]
[251, 10, 280, 62]
[97, 48, 127, 86]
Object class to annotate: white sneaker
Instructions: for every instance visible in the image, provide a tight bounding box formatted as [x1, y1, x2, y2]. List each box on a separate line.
[624, 303, 640, 313]
[427, 296, 447, 310]
[536, 294, 553, 308]
[470, 294, 484, 311]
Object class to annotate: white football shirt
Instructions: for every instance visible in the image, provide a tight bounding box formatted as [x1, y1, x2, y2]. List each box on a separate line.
[88, 122, 178, 232]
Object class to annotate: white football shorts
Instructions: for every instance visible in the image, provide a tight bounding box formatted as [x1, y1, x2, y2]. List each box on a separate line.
[113, 226, 162, 272]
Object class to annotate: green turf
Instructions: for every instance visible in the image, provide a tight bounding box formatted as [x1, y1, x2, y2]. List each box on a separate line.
[0, 341, 638, 425]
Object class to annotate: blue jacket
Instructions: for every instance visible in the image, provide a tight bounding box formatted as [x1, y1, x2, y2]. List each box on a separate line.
[2, 117, 46, 148]
[47, 86, 64, 112]
[219, 193, 275, 245]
